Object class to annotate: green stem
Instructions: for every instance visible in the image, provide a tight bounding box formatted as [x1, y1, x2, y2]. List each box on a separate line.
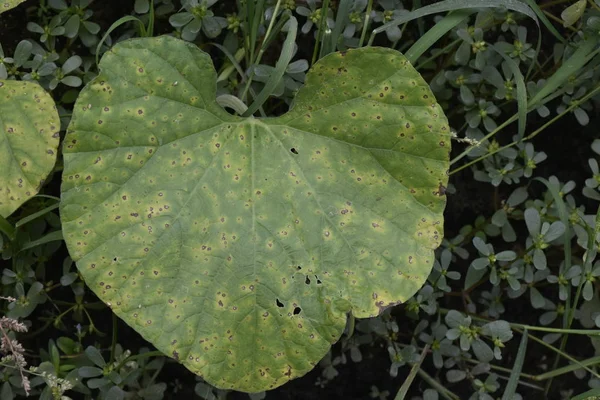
[395, 344, 429, 400]
[463, 357, 536, 381]
[240, 0, 282, 103]
[110, 313, 118, 364]
[312, 0, 331, 64]
[543, 9, 579, 32]
[449, 83, 600, 175]
[417, 368, 460, 400]
[83, 306, 104, 337]
[516, 329, 600, 380]
[449, 115, 517, 167]
[358, 0, 374, 48]
[415, 38, 461, 70]
[547, 211, 599, 393]
[256, 0, 282, 66]
[440, 308, 600, 336]
[534, 356, 600, 381]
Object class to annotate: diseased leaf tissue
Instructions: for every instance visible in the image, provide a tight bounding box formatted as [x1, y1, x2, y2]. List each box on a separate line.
[0, 80, 59, 218]
[60, 36, 450, 392]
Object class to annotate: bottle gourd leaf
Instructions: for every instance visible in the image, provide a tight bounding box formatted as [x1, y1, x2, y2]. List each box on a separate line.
[60, 36, 450, 392]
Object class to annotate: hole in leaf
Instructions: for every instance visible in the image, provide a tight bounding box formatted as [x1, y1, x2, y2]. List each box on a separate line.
[113, 257, 117, 262]
[297, 265, 302, 270]
[276, 299, 284, 308]
[315, 275, 322, 284]
[293, 307, 301, 315]
[290, 148, 298, 155]
[305, 276, 311, 285]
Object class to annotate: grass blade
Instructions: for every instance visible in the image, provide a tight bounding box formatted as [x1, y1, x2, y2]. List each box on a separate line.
[491, 44, 527, 139]
[570, 388, 600, 400]
[395, 345, 430, 400]
[96, 16, 146, 65]
[211, 44, 246, 83]
[405, 9, 475, 64]
[147, 0, 155, 37]
[311, 0, 331, 63]
[417, 368, 460, 400]
[329, 0, 352, 54]
[532, 356, 600, 381]
[502, 328, 528, 400]
[243, 16, 298, 116]
[369, 0, 538, 46]
[413, 0, 425, 37]
[358, 0, 374, 48]
[261, 11, 291, 53]
[248, 0, 266, 63]
[595, 203, 600, 248]
[15, 203, 60, 228]
[530, 37, 598, 107]
[523, 0, 565, 43]
[20, 230, 63, 252]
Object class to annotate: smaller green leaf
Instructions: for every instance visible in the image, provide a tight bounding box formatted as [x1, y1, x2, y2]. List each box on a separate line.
[561, 0, 586, 27]
[85, 346, 106, 368]
[56, 337, 78, 355]
[12, 40, 32, 67]
[87, 377, 110, 389]
[502, 328, 527, 400]
[0, 0, 26, 14]
[105, 386, 125, 400]
[63, 15, 80, 38]
[471, 339, 493, 362]
[62, 56, 82, 74]
[49, 340, 60, 366]
[571, 388, 600, 400]
[465, 265, 487, 290]
[1, 382, 13, 400]
[134, 0, 149, 14]
[0, 80, 60, 218]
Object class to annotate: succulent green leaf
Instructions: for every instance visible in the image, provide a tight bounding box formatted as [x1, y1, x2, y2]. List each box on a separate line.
[0, 80, 60, 217]
[561, 0, 586, 27]
[0, 0, 26, 14]
[60, 36, 450, 392]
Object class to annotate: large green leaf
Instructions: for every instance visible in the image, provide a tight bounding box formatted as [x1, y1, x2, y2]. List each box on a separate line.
[0, 0, 26, 14]
[60, 36, 450, 392]
[0, 80, 59, 217]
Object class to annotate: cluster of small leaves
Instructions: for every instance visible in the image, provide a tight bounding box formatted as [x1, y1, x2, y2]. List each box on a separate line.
[0, 0, 106, 131]
[1, 228, 171, 400]
[0, 40, 85, 90]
